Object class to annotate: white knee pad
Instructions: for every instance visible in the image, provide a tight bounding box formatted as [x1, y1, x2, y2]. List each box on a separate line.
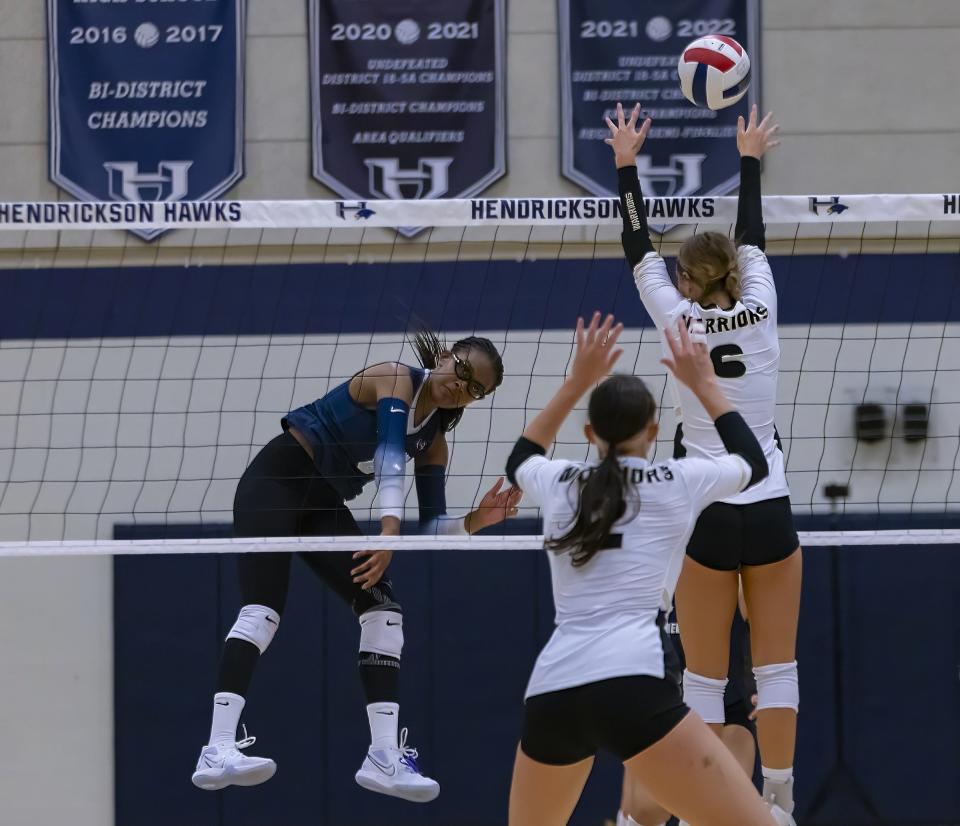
[682, 670, 728, 724]
[359, 609, 403, 659]
[754, 661, 799, 711]
[226, 604, 280, 654]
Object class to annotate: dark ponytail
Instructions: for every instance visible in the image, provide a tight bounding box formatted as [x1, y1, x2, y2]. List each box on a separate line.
[408, 327, 505, 432]
[547, 375, 656, 567]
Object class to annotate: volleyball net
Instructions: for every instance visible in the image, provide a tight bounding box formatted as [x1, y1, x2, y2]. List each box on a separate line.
[1, 193, 959, 554]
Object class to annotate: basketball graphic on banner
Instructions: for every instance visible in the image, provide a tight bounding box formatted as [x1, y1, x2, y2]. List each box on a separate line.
[677, 35, 751, 110]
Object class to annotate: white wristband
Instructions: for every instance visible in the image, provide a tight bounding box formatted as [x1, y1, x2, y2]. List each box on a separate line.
[425, 514, 469, 536]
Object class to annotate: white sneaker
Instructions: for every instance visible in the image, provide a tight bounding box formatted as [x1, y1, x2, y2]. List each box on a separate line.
[191, 727, 277, 791]
[768, 803, 797, 826]
[355, 727, 440, 803]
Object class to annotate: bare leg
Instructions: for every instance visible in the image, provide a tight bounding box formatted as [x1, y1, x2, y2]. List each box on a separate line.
[740, 549, 802, 769]
[675, 556, 739, 731]
[720, 723, 757, 778]
[509, 745, 593, 826]
[624, 714, 773, 826]
[619, 770, 670, 825]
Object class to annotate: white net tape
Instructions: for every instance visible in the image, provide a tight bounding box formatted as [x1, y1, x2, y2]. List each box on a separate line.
[0, 529, 958, 558]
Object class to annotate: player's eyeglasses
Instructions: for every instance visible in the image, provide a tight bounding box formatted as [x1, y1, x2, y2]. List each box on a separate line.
[451, 352, 487, 401]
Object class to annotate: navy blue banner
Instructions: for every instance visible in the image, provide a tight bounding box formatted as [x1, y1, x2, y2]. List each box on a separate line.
[309, 0, 505, 236]
[47, 0, 245, 240]
[560, 0, 759, 205]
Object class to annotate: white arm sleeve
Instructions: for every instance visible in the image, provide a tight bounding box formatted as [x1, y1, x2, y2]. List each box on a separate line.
[738, 245, 777, 320]
[633, 251, 685, 331]
[680, 456, 752, 512]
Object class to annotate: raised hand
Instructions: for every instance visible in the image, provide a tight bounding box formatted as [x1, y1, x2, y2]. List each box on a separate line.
[570, 311, 625, 390]
[737, 104, 780, 159]
[660, 318, 714, 393]
[604, 102, 653, 168]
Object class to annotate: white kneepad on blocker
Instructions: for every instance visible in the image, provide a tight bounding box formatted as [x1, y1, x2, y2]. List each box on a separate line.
[753, 661, 799, 711]
[359, 609, 404, 659]
[226, 604, 280, 654]
[682, 670, 728, 724]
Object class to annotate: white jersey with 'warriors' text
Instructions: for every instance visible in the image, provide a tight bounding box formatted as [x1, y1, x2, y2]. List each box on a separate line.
[633, 244, 789, 505]
[515, 452, 750, 699]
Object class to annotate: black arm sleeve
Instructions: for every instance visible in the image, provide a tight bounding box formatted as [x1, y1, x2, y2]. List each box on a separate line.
[713, 411, 769, 488]
[506, 437, 547, 487]
[617, 165, 655, 268]
[734, 156, 765, 250]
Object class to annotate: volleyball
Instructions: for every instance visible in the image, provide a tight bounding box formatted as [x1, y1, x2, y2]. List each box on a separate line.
[677, 34, 750, 110]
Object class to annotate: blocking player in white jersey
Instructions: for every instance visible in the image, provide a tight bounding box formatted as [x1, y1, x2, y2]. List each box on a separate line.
[608, 102, 801, 820]
[505, 312, 791, 826]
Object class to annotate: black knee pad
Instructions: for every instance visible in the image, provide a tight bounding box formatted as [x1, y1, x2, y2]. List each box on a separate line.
[353, 577, 400, 616]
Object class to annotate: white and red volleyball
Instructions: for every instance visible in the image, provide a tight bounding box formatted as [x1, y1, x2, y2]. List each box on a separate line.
[677, 35, 751, 110]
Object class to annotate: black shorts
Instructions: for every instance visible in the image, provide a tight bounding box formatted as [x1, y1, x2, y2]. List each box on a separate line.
[520, 676, 689, 765]
[686, 496, 799, 571]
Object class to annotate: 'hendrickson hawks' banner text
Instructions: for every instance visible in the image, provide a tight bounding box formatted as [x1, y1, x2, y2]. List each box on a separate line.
[309, 0, 505, 236]
[47, 0, 245, 240]
[560, 0, 759, 215]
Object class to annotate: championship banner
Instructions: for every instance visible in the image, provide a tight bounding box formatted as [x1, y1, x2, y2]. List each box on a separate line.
[559, 0, 759, 209]
[47, 0, 246, 240]
[309, 0, 506, 236]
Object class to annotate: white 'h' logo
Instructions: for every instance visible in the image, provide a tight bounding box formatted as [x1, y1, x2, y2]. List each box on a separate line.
[364, 157, 452, 200]
[634, 154, 706, 198]
[103, 161, 193, 202]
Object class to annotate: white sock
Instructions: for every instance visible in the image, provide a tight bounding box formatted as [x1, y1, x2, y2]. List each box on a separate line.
[209, 692, 244, 746]
[761, 766, 795, 813]
[366, 702, 399, 750]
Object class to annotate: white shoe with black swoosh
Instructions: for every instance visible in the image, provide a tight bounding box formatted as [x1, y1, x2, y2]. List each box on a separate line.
[191, 727, 276, 791]
[354, 727, 440, 802]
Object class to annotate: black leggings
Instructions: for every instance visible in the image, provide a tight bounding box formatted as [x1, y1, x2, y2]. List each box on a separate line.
[218, 432, 400, 700]
[232, 431, 399, 616]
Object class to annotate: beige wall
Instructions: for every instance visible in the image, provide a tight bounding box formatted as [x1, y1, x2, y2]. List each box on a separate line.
[0, 2, 957, 825]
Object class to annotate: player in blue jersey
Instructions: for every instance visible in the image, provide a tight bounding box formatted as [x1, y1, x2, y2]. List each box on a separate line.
[191, 331, 520, 802]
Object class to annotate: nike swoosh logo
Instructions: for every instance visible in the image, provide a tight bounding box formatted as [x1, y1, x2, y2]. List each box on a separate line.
[389, 407, 406, 414]
[367, 754, 396, 776]
[203, 755, 224, 769]
[386, 620, 401, 626]
[375, 710, 395, 716]
[265, 616, 277, 624]
[215, 701, 229, 706]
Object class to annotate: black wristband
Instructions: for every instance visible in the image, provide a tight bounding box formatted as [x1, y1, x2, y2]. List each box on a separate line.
[506, 436, 547, 487]
[617, 165, 655, 267]
[713, 411, 768, 488]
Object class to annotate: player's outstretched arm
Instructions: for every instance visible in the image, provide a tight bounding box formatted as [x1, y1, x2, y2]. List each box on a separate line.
[510, 312, 623, 460]
[735, 104, 779, 250]
[606, 102, 655, 267]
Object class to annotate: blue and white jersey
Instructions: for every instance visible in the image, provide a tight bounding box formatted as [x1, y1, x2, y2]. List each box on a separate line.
[283, 365, 442, 500]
